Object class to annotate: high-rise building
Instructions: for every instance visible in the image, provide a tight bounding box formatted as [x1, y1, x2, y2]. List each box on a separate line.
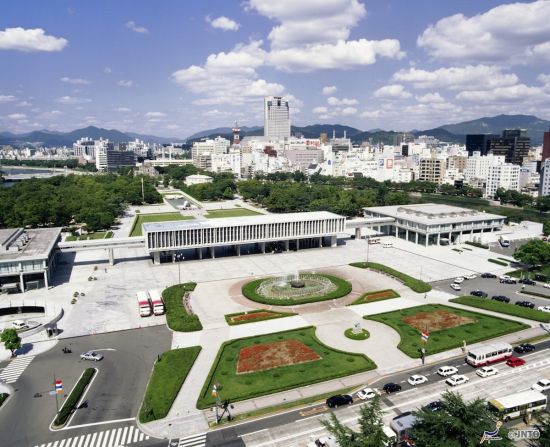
[191, 136, 230, 169]
[95, 144, 136, 172]
[466, 134, 498, 156]
[542, 129, 550, 161]
[489, 129, 530, 165]
[540, 159, 550, 197]
[264, 96, 290, 139]
[485, 163, 520, 198]
[418, 153, 446, 184]
[73, 137, 96, 159]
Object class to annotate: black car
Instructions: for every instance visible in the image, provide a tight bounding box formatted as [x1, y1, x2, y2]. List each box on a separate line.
[326, 394, 353, 408]
[481, 273, 497, 278]
[514, 343, 536, 354]
[422, 400, 445, 412]
[383, 382, 402, 393]
[470, 290, 488, 298]
[534, 274, 548, 282]
[501, 278, 517, 284]
[519, 278, 536, 286]
[515, 300, 535, 308]
[492, 295, 510, 303]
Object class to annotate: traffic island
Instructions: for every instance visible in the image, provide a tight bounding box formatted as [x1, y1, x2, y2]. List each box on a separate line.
[344, 328, 370, 340]
[163, 283, 202, 332]
[52, 368, 96, 429]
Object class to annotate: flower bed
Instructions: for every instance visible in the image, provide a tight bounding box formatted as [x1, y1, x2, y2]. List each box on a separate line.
[225, 309, 296, 326]
[351, 289, 400, 305]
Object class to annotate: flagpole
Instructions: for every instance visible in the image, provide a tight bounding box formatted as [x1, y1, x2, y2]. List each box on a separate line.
[54, 372, 59, 414]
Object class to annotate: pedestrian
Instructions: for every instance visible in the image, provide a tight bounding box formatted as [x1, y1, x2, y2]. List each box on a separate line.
[424, 292, 427, 300]
[104, 268, 107, 273]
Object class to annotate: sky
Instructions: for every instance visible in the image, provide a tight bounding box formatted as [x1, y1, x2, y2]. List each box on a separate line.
[1, 0, 550, 138]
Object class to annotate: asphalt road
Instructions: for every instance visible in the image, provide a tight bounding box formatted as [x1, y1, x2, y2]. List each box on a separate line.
[432, 274, 550, 309]
[0, 325, 171, 447]
[205, 340, 550, 446]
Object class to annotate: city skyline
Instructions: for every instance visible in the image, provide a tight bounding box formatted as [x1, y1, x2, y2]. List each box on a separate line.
[0, 0, 550, 138]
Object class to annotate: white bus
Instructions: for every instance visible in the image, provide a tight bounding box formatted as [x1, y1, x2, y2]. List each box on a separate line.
[149, 289, 165, 315]
[466, 342, 513, 367]
[488, 390, 547, 422]
[136, 290, 152, 317]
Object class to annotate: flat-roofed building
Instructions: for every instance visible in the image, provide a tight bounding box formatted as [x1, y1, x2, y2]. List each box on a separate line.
[0, 227, 61, 292]
[143, 211, 345, 263]
[363, 203, 505, 246]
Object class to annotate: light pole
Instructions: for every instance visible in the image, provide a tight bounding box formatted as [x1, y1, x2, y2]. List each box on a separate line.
[365, 235, 370, 265]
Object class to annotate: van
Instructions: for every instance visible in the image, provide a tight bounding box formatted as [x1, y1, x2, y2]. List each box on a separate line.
[12, 320, 28, 330]
[499, 235, 510, 248]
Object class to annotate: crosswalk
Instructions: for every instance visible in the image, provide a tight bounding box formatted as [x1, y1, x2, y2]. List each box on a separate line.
[34, 425, 149, 447]
[174, 433, 207, 447]
[0, 355, 34, 383]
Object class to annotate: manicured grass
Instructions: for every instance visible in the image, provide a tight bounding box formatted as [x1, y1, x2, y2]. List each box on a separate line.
[507, 265, 550, 280]
[351, 289, 400, 305]
[488, 258, 508, 266]
[65, 235, 77, 241]
[54, 368, 96, 427]
[350, 262, 431, 293]
[205, 208, 262, 219]
[344, 328, 370, 340]
[0, 393, 8, 408]
[163, 283, 202, 332]
[242, 274, 352, 306]
[451, 296, 550, 322]
[196, 327, 376, 409]
[139, 347, 201, 423]
[225, 309, 296, 326]
[365, 304, 529, 358]
[129, 212, 193, 237]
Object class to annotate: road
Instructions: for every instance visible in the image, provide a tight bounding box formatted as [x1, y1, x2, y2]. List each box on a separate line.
[0, 326, 171, 447]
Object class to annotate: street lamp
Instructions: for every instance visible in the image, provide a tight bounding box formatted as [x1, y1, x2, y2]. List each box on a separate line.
[365, 235, 370, 265]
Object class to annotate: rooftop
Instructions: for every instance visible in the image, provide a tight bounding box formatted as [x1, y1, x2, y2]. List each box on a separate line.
[364, 203, 505, 225]
[143, 211, 343, 232]
[0, 227, 61, 262]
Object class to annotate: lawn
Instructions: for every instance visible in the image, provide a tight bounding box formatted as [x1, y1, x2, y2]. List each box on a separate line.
[365, 304, 529, 358]
[196, 327, 376, 409]
[205, 208, 262, 219]
[507, 265, 550, 281]
[450, 296, 550, 323]
[129, 212, 193, 237]
[350, 262, 431, 293]
[350, 289, 400, 305]
[139, 347, 201, 423]
[163, 283, 202, 332]
[225, 309, 296, 326]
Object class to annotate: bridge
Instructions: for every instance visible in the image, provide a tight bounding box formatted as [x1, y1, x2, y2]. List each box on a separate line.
[57, 237, 145, 265]
[345, 217, 396, 238]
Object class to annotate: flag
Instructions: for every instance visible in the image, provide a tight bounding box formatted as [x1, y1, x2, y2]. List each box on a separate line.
[421, 331, 429, 342]
[55, 379, 63, 394]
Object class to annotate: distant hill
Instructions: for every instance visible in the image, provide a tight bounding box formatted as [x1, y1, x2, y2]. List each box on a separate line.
[187, 126, 262, 140]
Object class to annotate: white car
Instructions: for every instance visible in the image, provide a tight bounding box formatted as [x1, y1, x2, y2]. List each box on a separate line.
[357, 387, 378, 400]
[531, 379, 550, 392]
[446, 375, 469, 386]
[450, 283, 461, 291]
[437, 366, 459, 377]
[408, 374, 428, 386]
[538, 305, 550, 313]
[543, 283, 550, 289]
[476, 366, 498, 378]
[80, 351, 104, 361]
[454, 277, 465, 284]
[465, 274, 477, 280]
[499, 275, 511, 281]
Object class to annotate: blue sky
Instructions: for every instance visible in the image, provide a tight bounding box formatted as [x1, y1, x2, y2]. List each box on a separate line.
[0, 0, 549, 138]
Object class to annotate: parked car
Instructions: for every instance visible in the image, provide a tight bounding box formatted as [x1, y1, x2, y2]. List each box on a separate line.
[326, 394, 353, 408]
[465, 273, 477, 280]
[357, 387, 377, 400]
[437, 366, 458, 377]
[454, 277, 465, 284]
[450, 283, 461, 291]
[408, 375, 428, 386]
[538, 305, 550, 313]
[501, 278, 518, 284]
[543, 283, 550, 289]
[506, 356, 526, 367]
[481, 273, 497, 278]
[514, 343, 536, 353]
[11, 320, 28, 330]
[470, 290, 488, 298]
[80, 351, 103, 361]
[515, 300, 535, 309]
[519, 278, 536, 286]
[499, 275, 511, 281]
[446, 375, 469, 386]
[531, 379, 550, 392]
[422, 400, 445, 412]
[383, 382, 402, 394]
[492, 295, 510, 303]
[476, 366, 498, 378]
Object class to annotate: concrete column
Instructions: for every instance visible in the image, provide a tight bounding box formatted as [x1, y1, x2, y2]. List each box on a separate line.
[405, 229, 409, 242]
[318, 237, 322, 247]
[43, 271, 49, 288]
[236, 245, 241, 256]
[261, 242, 266, 253]
[296, 239, 300, 250]
[355, 227, 361, 239]
[210, 247, 215, 259]
[198, 248, 203, 260]
[331, 235, 337, 247]
[415, 232, 419, 245]
[425, 234, 429, 247]
[153, 251, 160, 264]
[285, 240, 289, 251]
[395, 226, 398, 237]
[108, 248, 114, 265]
[19, 273, 24, 292]
[437, 233, 441, 245]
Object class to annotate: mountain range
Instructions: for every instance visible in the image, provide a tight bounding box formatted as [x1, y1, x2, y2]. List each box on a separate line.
[1, 114, 548, 147]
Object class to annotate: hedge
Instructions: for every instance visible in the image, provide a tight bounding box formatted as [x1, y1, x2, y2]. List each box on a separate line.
[344, 328, 370, 340]
[163, 283, 202, 332]
[488, 259, 508, 266]
[350, 289, 400, 305]
[450, 296, 550, 323]
[241, 274, 352, 306]
[0, 393, 8, 408]
[464, 241, 489, 249]
[54, 368, 96, 427]
[349, 262, 431, 293]
[523, 290, 550, 300]
[224, 309, 296, 326]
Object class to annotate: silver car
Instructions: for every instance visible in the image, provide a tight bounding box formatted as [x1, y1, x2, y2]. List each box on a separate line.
[80, 351, 103, 361]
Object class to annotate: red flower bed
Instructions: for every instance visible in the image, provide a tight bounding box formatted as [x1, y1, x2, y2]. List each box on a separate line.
[403, 310, 475, 332]
[231, 311, 277, 323]
[366, 291, 396, 300]
[236, 339, 321, 374]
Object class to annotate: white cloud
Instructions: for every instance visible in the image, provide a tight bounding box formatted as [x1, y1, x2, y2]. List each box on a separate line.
[0, 95, 16, 102]
[61, 76, 91, 85]
[117, 80, 133, 87]
[393, 65, 518, 91]
[0, 27, 67, 52]
[312, 106, 328, 114]
[207, 16, 240, 31]
[417, 1, 550, 63]
[55, 96, 92, 104]
[7, 113, 26, 120]
[456, 84, 548, 103]
[415, 92, 445, 103]
[126, 21, 149, 34]
[16, 101, 31, 107]
[340, 106, 357, 115]
[114, 107, 132, 112]
[373, 84, 412, 99]
[326, 96, 358, 106]
[144, 112, 166, 118]
[322, 86, 337, 95]
[104, 67, 112, 74]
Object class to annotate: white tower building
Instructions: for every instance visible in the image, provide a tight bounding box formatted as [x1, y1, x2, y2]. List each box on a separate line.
[264, 96, 290, 139]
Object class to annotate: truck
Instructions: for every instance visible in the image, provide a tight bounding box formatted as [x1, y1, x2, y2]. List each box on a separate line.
[499, 235, 510, 247]
[149, 289, 165, 315]
[136, 290, 152, 317]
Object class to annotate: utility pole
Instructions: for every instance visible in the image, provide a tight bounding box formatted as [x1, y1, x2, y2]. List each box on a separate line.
[366, 235, 370, 265]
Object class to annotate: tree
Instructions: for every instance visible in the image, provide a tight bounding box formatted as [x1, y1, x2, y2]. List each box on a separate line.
[530, 412, 550, 446]
[1, 329, 21, 357]
[544, 221, 550, 236]
[514, 239, 550, 267]
[410, 391, 513, 447]
[321, 395, 388, 447]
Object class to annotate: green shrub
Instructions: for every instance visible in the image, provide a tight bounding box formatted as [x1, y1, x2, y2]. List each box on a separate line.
[464, 241, 489, 249]
[0, 393, 8, 408]
[163, 283, 202, 332]
[349, 262, 431, 293]
[450, 296, 550, 323]
[54, 368, 96, 427]
[344, 328, 370, 340]
[350, 289, 400, 305]
[488, 258, 508, 266]
[224, 309, 296, 326]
